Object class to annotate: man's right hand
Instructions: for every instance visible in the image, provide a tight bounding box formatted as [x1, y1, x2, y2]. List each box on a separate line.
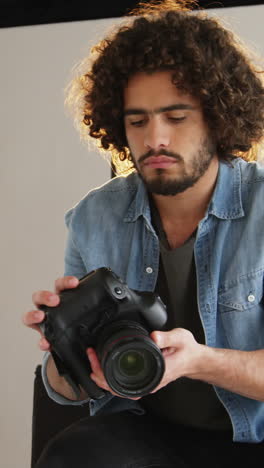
[22, 276, 79, 351]
[22, 275, 86, 401]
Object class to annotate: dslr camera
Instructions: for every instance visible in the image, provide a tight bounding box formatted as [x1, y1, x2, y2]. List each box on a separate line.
[40, 267, 167, 399]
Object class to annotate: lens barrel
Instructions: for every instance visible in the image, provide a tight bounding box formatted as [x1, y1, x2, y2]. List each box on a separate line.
[98, 323, 165, 397]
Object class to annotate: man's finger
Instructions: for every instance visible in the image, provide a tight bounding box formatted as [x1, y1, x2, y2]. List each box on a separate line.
[32, 291, 59, 309]
[87, 348, 103, 375]
[39, 336, 51, 351]
[22, 309, 45, 329]
[54, 276, 79, 294]
[22, 310, 51, 350]
[151, 328, 191, 348]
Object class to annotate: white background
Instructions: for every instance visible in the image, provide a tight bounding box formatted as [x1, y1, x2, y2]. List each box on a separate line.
[1, 6, 263, 468]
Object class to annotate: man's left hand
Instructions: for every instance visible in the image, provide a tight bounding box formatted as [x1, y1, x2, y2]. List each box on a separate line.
[150, 328, 206, 393]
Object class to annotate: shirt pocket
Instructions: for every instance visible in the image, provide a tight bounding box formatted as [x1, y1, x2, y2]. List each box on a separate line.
[218, 272, 264, 351]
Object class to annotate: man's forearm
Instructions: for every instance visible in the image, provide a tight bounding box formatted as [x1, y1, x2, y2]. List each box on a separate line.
[191, 346, 264, 401]
[46, 355, 88, 401]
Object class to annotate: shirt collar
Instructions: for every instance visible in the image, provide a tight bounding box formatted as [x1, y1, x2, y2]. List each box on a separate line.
[207, 158, 244, 220]
[124, 158, 245, 223]
[124, 173, 152, 224]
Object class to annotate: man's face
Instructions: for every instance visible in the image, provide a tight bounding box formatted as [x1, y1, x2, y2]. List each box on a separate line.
[123, 71, 217, 196]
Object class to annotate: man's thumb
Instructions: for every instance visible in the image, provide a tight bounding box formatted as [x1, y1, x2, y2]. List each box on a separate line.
[151, 330, 170, 348]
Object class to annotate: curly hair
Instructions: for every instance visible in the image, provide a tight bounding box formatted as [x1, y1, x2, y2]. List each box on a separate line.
[65, 0, 264, 174]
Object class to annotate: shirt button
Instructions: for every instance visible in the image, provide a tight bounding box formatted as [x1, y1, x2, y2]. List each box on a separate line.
[248, 294, 255, 303]
[146, 267, 153, 274]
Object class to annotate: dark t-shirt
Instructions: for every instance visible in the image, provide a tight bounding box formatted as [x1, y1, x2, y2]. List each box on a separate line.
[141, 198, 231, 431]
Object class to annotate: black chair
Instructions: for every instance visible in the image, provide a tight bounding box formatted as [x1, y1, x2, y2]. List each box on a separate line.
[31, 365, 90, 467]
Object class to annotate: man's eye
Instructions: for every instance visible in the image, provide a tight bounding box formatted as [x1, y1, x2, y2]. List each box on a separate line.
[168, 116, 186, 122]
[130, 120, 145, 126]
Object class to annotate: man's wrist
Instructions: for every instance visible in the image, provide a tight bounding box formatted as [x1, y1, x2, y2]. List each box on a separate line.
[46, 354, 84, 400]
[185, 343, 212, 381]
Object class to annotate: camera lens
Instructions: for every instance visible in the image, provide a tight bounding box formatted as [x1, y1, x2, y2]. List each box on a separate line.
[98, 322, 165, 398]
[119, 350, 145, 376]
[114, 346, 158, 389]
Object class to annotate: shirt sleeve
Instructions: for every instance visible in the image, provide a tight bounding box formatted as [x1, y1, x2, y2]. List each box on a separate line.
[41, 352, 122, 415]
[41, 352, 91, 406]
[64, 224, 87, 279]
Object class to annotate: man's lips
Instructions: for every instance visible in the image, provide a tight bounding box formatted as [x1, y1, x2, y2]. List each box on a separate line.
[142, 155, 178, 168]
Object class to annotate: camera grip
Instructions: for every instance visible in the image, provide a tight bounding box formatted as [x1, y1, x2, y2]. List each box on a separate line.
[40, 316, 106, 400]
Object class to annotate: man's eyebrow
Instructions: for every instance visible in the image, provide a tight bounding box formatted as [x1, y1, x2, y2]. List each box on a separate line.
[124, 104, 196, 116]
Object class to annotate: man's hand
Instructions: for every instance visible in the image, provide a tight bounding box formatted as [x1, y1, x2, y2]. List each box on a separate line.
[22, 276, 79, 350]
[149, 328, 205, 393]
[150, 328, 264, 402]
[86, 328, 205, 399]
[22, 276, 87, 401]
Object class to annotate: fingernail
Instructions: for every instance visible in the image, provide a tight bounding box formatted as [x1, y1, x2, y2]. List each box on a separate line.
[48, 294, 58, 305]
[69, 277, 78, 286]
[154, 333, 161, 346]
[34, 311, 43, 320]
[49, 293, 57, 300]
[39, 338, 48, 350]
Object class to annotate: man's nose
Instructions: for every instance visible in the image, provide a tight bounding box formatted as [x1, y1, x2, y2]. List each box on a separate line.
[144, 119, 170, 150]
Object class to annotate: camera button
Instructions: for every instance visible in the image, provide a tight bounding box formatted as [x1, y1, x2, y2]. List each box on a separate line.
[112, 285, 126, 299]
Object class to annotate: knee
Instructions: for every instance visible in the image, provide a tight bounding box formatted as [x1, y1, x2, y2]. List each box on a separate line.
[35, 430, 84, 468]
[35, 437, 67, 467]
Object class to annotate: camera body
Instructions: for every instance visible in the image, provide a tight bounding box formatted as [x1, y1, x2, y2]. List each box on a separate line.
[40, 267, 167, 399]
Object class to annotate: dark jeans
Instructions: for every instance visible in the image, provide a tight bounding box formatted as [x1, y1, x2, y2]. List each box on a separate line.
[35, 411, 263, 468]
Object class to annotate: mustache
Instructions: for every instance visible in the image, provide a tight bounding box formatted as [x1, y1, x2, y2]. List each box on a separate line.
[138, 149, 183, 164]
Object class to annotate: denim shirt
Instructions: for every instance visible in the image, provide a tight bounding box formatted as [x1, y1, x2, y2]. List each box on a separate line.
[42, 157, 264, 443]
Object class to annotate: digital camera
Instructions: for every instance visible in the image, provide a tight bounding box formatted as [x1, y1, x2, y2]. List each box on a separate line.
[40, 267, 167, 399]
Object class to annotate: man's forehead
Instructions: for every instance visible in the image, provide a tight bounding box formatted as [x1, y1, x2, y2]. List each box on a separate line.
[123, 70, 199, 112]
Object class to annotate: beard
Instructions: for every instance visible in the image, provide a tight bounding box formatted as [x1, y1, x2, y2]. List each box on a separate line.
[131, 137, 216, 196]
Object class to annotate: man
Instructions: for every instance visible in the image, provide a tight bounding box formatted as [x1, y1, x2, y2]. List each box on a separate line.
[23, 1, 264, 466]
